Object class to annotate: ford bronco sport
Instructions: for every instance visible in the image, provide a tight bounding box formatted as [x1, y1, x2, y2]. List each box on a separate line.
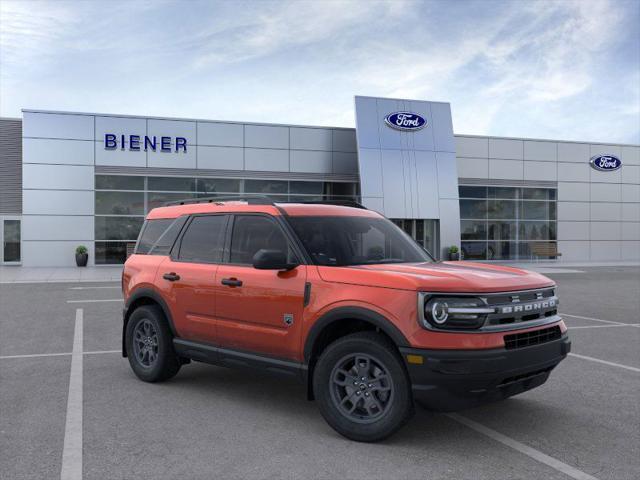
[122, 196, 570, 442]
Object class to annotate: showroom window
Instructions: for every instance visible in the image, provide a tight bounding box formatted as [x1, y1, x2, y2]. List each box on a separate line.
[94, 175, 359, 264]
[459, 186, 557, 261]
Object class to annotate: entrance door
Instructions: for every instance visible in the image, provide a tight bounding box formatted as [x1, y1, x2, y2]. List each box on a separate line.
[1, 217, 21, 264]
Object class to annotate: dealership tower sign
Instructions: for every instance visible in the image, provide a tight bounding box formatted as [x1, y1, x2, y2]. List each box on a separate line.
[589, 154, 622, 171]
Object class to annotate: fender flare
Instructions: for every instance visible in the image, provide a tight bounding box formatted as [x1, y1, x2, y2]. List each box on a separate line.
[303, 306, 410, 363]
[122, 287, 177, 356]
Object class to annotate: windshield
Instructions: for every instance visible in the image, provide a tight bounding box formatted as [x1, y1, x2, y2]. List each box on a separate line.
[288, 216, 433, 266]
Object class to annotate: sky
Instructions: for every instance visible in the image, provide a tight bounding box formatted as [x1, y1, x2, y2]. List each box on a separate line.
[1, 0, 639, 143]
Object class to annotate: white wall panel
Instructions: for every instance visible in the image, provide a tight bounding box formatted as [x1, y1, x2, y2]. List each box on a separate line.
[590, 183, 621, 202]
[557, 241, 589, 261]
[22, 241, 96, 267]
[290, 128, 332, 151]
[147, 119, 196, 145]
[622, 222, 640, 241]
[415, 151, 440, 219]
[377, 98, 405, 151]
[23, 190, 94, 215]
[621, 184, 640, 203]
[436, 151, 459, 199]
[362, 196, 384, 214]
[590, 166, 621, 184]
[590, 144, 622, 159]
[558, 202, 590, 221]
[96, 146, 147, 167]
[290, 150, 332, 173]
[558, 182, 589, 202]
[332, 152, 358, 174]
[489, 138, 523, 160]
[455, 136, 488, 158]
[197, 122, 243, 147]
[332, 129, 357, 152]
[558, 221, 589, 241]
[197, 146, 243, 170]
[524, 161, 556, 181]
[380, 149, 406, 218]
[430, 102, 455, 153]
[22, 215, 93, 241]
[23, 164, 94, 190]
[558, 163, 589, 182]
[457, 157, 488, 178]
[245, 125, 288, 149]
[622, 203, 640, 222]
[621, 165, 640, 184]
[23, 138, 94, 165]
[354, 97, 381, 150]
[621, 241, 640, 259]
[439, 199, 461, 250]
[95, 116, 146, 141]
[357, 149, 383, 198]
[590, 222, 620, 240]
[244, 148, 288, 172]
[147, 149, 196, 169]
[23, 112, 94, 140]
[524, 141, 556, 161]
[621, 145, 640, 165]
[591, 203, 621, 221]
[488, 159, 524, 180]
[557, 142, 589, 163]
[590, 241, 621, 261]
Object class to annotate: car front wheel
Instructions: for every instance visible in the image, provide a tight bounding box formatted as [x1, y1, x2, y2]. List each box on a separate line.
[313, 332, 414, 442]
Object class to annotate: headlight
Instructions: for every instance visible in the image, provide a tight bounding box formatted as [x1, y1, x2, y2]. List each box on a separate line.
[422, 296, 494, 330]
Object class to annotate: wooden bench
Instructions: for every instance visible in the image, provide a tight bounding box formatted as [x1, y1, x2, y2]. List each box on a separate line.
[530, 242, 562, 260]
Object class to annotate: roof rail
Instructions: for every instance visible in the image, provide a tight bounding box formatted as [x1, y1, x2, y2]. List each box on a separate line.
[291, 199, 368, 209]
[164, 195, 275, 206]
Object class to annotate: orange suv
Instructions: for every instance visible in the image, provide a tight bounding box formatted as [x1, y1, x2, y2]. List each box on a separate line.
[122, 196, 570, 441]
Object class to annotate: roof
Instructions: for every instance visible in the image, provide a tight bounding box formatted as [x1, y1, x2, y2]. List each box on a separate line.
[146, 201, 381, 220]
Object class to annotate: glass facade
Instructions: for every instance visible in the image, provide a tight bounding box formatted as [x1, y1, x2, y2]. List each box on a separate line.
[94, 174, 360, 264]
[459, 186, 557, 260]
[390, 219, 439, 259]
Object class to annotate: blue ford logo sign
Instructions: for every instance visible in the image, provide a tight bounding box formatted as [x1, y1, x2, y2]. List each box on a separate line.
[384, 112, 427, 131]
[590, 155, 622, 172]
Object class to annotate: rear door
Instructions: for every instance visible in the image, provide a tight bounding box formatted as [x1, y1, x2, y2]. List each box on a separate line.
[214, 214, 307, 360]
[158, 214, 229, 344]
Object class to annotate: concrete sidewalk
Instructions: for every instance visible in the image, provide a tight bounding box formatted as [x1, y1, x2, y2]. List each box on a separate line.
[0, 266, 123, 284]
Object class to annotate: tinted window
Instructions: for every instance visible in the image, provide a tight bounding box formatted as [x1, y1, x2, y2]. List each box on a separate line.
[288, 216, 431, 266]
[96, 216, 144, 241]
[95, 175, 144, 190]
[230, 216, 291, 264]
[147, 176, 196, 192]
[136, 219, 174, 254]
[149, 216, 188, 255]
[178, 215, 227, 263]
[95, 191, 144, 215]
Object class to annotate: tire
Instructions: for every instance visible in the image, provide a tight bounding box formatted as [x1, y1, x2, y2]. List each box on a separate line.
[125, 305, 181, 382]
[313, 332, 414, 442]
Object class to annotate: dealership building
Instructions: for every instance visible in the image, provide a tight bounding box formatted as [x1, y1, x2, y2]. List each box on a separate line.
[0, 95, 638, 267]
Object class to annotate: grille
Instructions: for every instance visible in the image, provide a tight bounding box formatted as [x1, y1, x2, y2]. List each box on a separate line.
[504, 326, 561, 350]
[484, 288, 557, 327]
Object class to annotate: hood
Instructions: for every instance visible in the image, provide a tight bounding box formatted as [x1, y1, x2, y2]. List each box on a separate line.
[316, 261, 554, 293]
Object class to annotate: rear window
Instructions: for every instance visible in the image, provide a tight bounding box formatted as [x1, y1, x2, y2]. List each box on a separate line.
[135, 217, 186, 255]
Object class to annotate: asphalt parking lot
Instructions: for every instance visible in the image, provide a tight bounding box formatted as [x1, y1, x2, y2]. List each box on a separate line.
[1, 266, 639, 480]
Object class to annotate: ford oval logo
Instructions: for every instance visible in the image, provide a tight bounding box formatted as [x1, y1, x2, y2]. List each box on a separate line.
[590, 155, 622, 172]
[384, 112, 427, 131]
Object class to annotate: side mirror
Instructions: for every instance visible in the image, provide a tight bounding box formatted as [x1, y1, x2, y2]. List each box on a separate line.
[252, 249, 298, 271]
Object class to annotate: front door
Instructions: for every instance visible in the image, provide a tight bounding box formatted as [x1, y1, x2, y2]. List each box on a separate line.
[158, 214, 228, 344]
[1, 217, 21, 264]
[215, 214, 307, 360]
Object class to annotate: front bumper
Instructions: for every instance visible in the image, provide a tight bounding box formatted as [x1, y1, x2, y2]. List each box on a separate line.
[399, 334, 571, 411]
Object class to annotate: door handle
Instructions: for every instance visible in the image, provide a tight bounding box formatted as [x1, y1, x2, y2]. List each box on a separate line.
[162, 272, 180, 282]
[221, 277, 243, 287]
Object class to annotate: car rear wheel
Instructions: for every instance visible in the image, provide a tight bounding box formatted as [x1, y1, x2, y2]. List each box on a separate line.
[125, 305, 181, 382]
[313, 332, 414, 442]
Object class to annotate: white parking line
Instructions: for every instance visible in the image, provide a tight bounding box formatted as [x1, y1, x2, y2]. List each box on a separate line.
[69, 286, 120, 290]
[66, 299, 122, 304]
[569, 324, 640, 330]
[568, 353, 640, 373]
[446, 413, 600, 480]
[0, 350, 119, 360]
[60, 308, 83, 480]
[560, 313, 627, 325]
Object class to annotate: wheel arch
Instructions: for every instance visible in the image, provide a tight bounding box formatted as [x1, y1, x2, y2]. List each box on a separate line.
[122, 288, 176, 357]
[303, 306, 410, 400]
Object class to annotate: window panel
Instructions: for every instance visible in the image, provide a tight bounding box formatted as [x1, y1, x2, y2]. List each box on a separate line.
[487, 221, 516, 241]
[487, 187, 517, 199]
[95, 216, 144, 241]
[460, 220, 486, 240]
[461, 241, 487, 260]
[460, 199, 487, 219]
[147, 192, 195, 212]
[522, 188, 555, 201]
[147, 176, 196, 192]
[95, 175, 144, 190]
[459, 186, 487, 199]
[487, 241, 516, 260]
[244, 179, 288, 194]
[178, 215, 227, 263]
[95, 191, 144, 215]
[290, 181, 324, 195]
[197, 178, 241, 193]
[95, 241, 130, 265]
[521, 201, 554, 220]
[488, 200, 516, 219]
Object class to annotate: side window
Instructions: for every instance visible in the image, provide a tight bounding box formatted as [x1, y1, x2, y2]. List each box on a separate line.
[177, 215, 227, 263]
[149, 216, 188, 256]
[229, 215, 292, 265]
[136, 219, 173, 254]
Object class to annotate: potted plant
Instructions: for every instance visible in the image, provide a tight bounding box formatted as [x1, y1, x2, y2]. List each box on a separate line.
[448, 245, 460, 261]
[75, 245, 88, 267]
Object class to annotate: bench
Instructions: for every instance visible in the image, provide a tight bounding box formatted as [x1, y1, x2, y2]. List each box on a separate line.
[530, 242, 562, 260]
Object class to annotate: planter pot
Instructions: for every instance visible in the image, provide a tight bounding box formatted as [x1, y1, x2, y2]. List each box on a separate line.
[449, 252, 460, 261]
[75, 253, 88, 267]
